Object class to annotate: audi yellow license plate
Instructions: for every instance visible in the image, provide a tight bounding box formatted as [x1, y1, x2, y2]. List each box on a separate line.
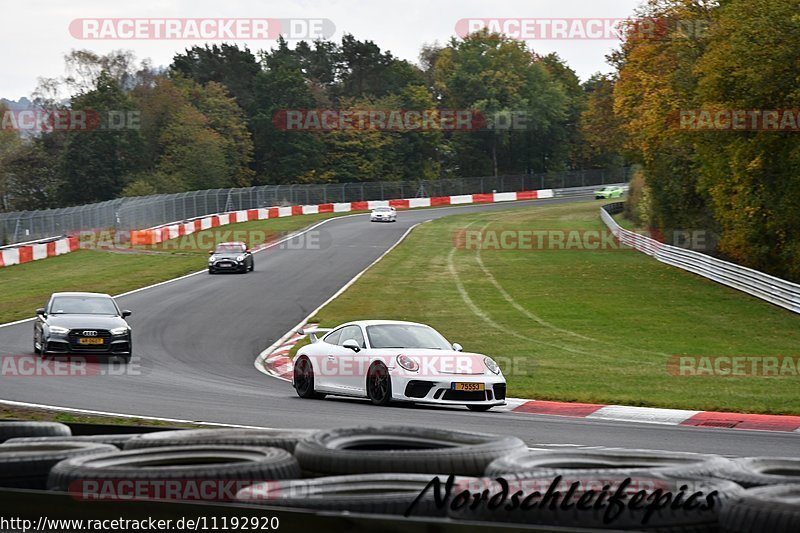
[79, 338, 104, 345]
[452, 382, 485, 392]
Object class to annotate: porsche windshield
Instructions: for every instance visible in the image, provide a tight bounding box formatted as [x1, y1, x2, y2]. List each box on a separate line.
[366, 324, 451, 349]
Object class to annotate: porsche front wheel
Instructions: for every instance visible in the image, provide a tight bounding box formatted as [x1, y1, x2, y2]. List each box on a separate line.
[366, 363, 392, 406]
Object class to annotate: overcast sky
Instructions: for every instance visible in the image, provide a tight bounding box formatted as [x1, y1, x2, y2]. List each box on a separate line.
[2, 0, 642, 100]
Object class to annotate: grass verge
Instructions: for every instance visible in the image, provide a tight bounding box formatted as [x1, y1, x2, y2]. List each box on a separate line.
[300, 201, 800, 415]
[0, 403, 199, 428]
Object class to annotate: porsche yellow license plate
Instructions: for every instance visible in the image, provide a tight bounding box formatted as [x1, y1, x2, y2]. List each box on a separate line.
[452, 382, 484, 392]
[79, 338, 104, 345]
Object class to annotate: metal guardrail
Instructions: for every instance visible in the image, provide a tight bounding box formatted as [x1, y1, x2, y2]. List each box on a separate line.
[601, 202, 800, 314]
[0, 168, 630, 245]
[0, 235, 66, 250]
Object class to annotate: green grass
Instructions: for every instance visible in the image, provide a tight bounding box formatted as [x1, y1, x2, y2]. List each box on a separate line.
[0, 212, 348, 324]
[301, 201, 800, 415]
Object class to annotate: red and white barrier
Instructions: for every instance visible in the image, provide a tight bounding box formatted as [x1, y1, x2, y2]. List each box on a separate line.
[0, 236, 79, 268]
[133, 188, 555, 246]
[0, 188, 555, 265]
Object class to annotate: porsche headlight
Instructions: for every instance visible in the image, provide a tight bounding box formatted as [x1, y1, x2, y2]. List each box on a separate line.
[236, 255, 245, 262]
[397, 354, 419, 372]
[49, 326, 69, 335]
[484, 357, 501, 375]
[208, 256, 216, 263]
[110, 327, 129, 336]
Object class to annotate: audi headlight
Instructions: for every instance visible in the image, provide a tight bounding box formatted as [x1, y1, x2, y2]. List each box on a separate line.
[49, 326, 69, 335]
[484, 357, 501, 374]
[397, 354, 419, 372]
[110, 327, 129, 336]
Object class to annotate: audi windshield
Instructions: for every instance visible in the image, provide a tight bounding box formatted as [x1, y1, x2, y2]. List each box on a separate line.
[49, 296, 119, 315]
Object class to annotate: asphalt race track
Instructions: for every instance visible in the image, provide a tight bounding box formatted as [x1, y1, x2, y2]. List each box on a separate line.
[1, 195, 797, 457]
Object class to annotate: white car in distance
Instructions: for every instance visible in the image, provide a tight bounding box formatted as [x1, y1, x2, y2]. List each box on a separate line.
[292, 320, 506, 411]
[370, 206, 397, 222]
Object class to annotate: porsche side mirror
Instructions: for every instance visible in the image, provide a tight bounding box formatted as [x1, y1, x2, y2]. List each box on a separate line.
[36, 308, 46, 317]
[452, 343, 463, 352]
[342, 339, 361, 352]
[121, 310, 132, 318]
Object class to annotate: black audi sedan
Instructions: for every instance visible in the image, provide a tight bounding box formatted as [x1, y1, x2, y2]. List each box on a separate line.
[33, 292, 133, 362]
[208, 241, 254, 274]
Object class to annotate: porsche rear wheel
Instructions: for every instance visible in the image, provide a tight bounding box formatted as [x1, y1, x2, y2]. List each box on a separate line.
[366, 363, 392, 406]
[294, 357, 325, 400]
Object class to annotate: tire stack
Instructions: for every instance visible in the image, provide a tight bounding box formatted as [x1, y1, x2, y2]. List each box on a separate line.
[1, 421, 798, 531]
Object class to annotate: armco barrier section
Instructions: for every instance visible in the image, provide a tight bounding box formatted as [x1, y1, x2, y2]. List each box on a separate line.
[0, 235, 78, 268]
[601, 203, 800, 314]
[129, 189, 556, 246]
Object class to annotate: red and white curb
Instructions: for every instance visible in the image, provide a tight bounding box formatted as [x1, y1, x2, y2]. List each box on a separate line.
[258, 324, 319, 382]
[258, 331, 800, 434]
[512, 400, 800, 433]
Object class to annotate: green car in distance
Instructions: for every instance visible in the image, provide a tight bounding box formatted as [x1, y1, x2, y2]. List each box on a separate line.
[594, 185, 624, 199]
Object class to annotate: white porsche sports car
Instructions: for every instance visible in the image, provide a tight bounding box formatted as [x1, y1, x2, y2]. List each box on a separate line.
[292, 320, 506, 411]
[370, 206, 397, 222]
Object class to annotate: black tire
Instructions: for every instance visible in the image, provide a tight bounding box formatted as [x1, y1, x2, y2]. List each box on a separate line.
[293, 426, 526, 476]
[293, 356, 325, 399]
[208, 268, 214, 274]
[124, 428, 316, 453]
[0, 441, 117, 489]
[485, 448, 721, 478]
[48, 445, 302, 501]
[33, 335, 41, 355]
[696, 457, 800, 488]
[447, 472, 744, 530]
[5, 434, 142, 449]
[719, 484, 800, 533]
[366, 362, 392, 406]
[237, 473, 479, 517]
[0, 421, 72, 443]
[467, 405, 493, 412]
